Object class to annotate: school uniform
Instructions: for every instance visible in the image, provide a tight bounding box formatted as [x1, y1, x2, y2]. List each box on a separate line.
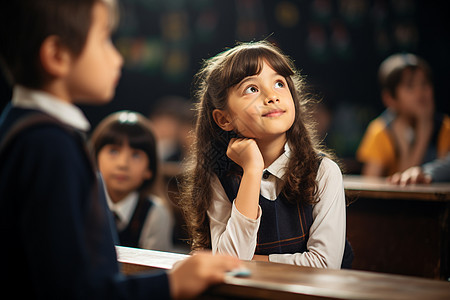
[208, 143, 349, 269]
[106, 191, 173, 251]
[0, 86, 170, 299]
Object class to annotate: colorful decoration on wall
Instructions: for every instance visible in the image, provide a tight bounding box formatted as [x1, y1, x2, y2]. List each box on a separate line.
[275, 1, 300, 28]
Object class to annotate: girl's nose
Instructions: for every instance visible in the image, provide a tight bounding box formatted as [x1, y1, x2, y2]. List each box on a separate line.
[261, 85, 280, 105]
[264, 93, 280, 105]
[117, 152, 130, 167]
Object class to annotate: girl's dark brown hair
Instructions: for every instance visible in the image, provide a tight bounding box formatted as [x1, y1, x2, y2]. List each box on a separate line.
[90, 111, 158, 195]
[178, 41, 329, 251]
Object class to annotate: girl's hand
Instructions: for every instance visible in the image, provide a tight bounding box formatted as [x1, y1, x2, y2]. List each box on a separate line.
[226, 138, 264, 173]
[169, 251, 241, 300]
[227, 138, 263, 219]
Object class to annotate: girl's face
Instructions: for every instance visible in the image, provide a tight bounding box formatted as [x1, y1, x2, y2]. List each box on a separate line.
[218, 60, 295, 141]
[98, 140, 151, 201]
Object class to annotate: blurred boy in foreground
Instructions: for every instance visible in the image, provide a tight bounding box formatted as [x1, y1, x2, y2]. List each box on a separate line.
[0, 0, 239, 299]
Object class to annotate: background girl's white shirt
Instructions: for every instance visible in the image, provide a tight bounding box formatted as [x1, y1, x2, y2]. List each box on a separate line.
[207, 147, 346, 269]
[106, 191, 174, 251]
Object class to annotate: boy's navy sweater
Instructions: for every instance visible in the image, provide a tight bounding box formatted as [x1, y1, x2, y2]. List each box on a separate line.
[0, 105, 170, 299]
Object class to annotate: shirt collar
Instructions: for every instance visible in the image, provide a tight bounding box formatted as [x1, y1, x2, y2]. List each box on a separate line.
[11, 85, 91, 132]
[106, 191, 139, 225]
[265, 142, 290, 180]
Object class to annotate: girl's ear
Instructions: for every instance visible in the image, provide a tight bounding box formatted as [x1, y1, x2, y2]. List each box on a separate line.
[143, 169, 152, 181]
[40, 35, 72, 77]
[212, 109, 234, 131]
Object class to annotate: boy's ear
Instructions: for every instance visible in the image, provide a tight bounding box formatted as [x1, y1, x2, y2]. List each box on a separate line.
[39, 35, 72, 77]
[381, 89, 397, 110]
[212, 109, 234, 131]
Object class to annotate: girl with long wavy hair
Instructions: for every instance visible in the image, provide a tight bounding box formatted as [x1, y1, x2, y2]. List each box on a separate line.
[178, 40, 352, 269]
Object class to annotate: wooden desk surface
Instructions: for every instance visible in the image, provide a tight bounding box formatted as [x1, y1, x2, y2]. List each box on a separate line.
[116, 246, 450, 300]
[343, 175, 450, 201]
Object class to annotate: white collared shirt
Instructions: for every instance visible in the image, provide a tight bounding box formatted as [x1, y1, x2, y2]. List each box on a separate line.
[11, 85, 90, 132]
[106, 191, 174, 252]
[208, 144, 346, 269]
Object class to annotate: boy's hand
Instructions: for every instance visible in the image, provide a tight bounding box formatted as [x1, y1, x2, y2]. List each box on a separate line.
[388, 166, 432, 186]
[411, 96, 434, 123]
[169, 252, 241, 300]
[226, 138, 264, 172]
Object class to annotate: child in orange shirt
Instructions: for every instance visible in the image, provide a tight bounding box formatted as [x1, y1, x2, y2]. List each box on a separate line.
[357, 53, 450, 177]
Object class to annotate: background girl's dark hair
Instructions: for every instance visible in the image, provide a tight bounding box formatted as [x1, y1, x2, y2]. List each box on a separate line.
[90, 111, 158, 194]
[0, 0, 118, 89]
[178, 40, 331, 251]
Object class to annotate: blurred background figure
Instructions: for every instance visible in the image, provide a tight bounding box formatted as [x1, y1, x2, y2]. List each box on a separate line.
[148, 95, 194, 166]
[356, 53, 450, 177]
[91, 111, 174, 251]
[311, 101, 333, 146]
[388, 153, 450, 185]
[148, 96, 195, 253]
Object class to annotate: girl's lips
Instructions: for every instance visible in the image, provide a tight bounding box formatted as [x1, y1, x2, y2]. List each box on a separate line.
[113, 174, 129, 181]
[262, 109, 285, 117]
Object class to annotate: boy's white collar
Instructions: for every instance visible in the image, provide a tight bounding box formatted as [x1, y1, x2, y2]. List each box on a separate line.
[11, 85, 91, 132]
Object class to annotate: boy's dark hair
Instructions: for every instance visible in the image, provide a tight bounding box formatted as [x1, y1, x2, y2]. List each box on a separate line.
[378, 53, 432, 98]
[0, 0, 118, 89]
[90, 111, 159, 194]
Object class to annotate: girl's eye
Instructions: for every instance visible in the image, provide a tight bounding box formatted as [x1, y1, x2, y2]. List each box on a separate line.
[244, 86, 259, 94]
[108, 147, 119, 155]
[131, 150, 145, 160]
[275, 81, 285, 89]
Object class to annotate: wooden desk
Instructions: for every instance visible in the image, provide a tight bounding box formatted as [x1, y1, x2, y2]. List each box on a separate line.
[116, 246, 450, 300]
[344, 175, 450, 279]
[344, 175, 450, 201]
